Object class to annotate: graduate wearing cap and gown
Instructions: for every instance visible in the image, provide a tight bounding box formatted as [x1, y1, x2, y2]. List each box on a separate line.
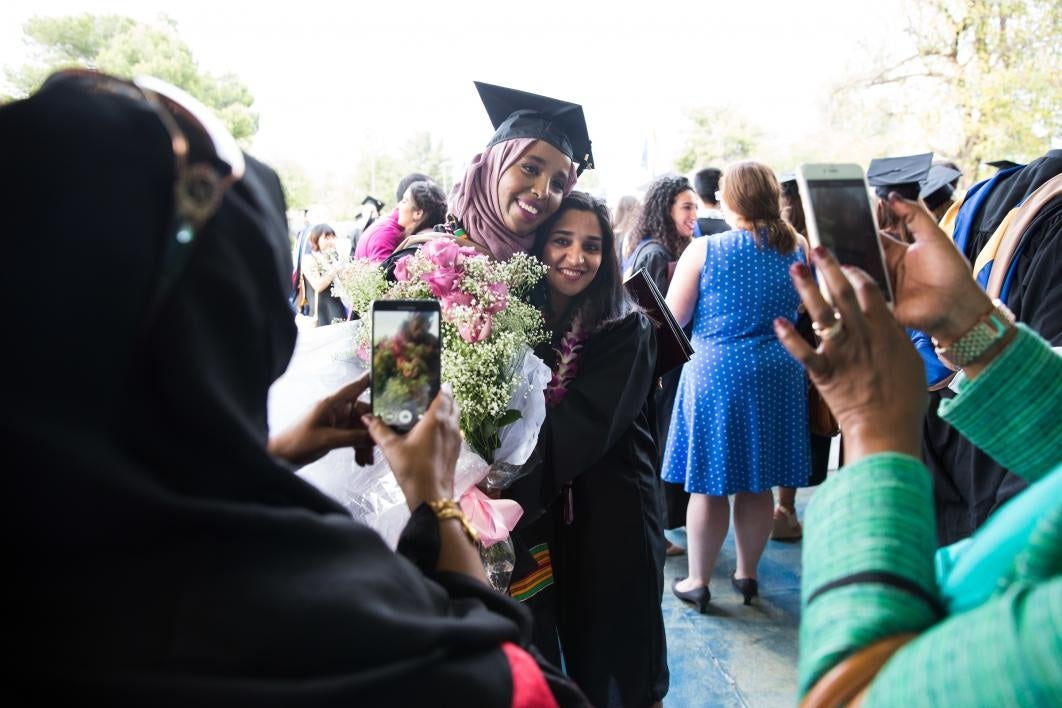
[383, 82, 589, 273]
[925, 149, 1062, 544]
[3, 71, 589, 707]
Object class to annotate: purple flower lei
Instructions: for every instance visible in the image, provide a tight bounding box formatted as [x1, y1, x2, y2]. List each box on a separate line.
[544, 312, 587, 408]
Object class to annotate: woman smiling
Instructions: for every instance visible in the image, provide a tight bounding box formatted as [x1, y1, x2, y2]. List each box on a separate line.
[385, 82, 592, 269]
[505, 192, 669, 707]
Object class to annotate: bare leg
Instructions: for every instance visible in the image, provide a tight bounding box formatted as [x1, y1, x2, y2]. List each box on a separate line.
[733, 490, 775, 580]
[675, 493, 730, 592]
[776, 486, 797, 512]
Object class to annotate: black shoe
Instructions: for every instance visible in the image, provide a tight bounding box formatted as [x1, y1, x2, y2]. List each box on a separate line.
[672, 577, 710, 613]
[731, 575, 758, 605]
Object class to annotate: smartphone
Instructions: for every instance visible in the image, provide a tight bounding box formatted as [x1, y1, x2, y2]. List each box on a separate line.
[796, 163, 893, 303]
[370, 300, 442, 431]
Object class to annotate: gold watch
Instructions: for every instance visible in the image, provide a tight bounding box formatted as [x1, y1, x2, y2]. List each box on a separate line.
[933, 299, 1015, 369]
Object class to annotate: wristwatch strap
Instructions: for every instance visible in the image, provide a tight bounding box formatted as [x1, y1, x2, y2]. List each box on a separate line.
[934, 299, 1015, 369]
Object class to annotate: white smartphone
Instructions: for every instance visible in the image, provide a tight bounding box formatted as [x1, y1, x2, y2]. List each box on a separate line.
[796, 163, 893, 304]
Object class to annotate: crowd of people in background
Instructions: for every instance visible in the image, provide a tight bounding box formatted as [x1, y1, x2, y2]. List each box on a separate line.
[6, 68, 1058, 707]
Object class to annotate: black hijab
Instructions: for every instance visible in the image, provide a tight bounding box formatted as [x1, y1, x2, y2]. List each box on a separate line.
[2, 74, 583, 706]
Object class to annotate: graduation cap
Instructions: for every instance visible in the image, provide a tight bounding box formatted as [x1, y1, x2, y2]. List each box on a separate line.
[362, 195, 384, 211]
[867, 152, 933, 201]
[475, 81, 594, 175]
[986, 159, 1022, 170]
[920, 164, 963, 211]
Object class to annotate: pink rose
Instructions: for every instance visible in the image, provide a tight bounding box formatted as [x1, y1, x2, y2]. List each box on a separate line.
[455, 246, 480, 267]
[457, 312, 492, 343]
[393, 256, 412, 282]
[423, 267, 462, 298]
[441, 289, 474, 311]
[422, 239, 461, 269]
[482, 281, 509, 314]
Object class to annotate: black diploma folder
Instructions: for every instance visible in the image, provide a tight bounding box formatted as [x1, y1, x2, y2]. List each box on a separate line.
[623, 268, 694, 377]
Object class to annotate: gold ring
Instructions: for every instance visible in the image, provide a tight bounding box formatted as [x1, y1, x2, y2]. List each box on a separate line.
[812, 314, 844, 341]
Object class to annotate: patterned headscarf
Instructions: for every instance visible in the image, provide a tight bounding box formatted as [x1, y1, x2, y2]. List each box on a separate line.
[451, 138, 578, 260]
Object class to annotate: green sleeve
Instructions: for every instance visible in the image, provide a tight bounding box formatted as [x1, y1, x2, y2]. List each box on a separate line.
[939, 324, 1062, 483]
[863, 576, 1062, 707]
[798, 453, 940, 696]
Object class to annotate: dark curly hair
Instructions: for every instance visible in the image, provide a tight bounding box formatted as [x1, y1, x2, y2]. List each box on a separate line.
[532, 191, 633, 334]
[624, 175, 694, 260]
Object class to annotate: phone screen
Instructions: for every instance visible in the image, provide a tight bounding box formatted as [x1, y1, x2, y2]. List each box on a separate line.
[371, 303, 442, 430]
[805, 179, 892, 301]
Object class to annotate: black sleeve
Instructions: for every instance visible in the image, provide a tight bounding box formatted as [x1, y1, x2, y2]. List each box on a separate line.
[634, 243, 673, 296]
[507, 314, 657, 523]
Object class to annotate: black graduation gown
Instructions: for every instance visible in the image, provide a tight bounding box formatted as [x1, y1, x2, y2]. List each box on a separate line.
[925, 150, 1062, 544]
[507, 312, 669, 707]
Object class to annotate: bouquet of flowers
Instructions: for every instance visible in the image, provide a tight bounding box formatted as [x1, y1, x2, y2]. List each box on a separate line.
[335, 239, 549, 464]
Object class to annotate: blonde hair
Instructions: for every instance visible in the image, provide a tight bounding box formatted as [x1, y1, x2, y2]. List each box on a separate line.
[722, 161, 798, 253]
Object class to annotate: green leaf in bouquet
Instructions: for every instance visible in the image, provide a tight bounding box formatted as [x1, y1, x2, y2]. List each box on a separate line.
[496, 409, 522, 427]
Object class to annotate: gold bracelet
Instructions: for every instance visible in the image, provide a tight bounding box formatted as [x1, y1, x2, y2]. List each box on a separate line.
[426, 499, 480, 547]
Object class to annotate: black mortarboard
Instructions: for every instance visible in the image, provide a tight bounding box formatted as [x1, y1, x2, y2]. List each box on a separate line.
[867, 152, 933, 201]
[920, 164, 962, 211]
[475, 81, 594, 174]
[362, 195, 384, 211]
[986, 159, 1022, 170]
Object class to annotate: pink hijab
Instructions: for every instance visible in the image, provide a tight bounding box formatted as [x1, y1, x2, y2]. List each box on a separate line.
[451, 137, 579, 260]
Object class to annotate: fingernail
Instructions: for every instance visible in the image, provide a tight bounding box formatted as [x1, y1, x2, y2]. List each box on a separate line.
[791, 262, 811, 278]
[441, 382, 454, 396]
[360, 414, 373, 426]
[812, 246, 830, 259]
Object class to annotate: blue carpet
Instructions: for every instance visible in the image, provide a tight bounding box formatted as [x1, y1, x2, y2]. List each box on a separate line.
[661, 486, 815, 708]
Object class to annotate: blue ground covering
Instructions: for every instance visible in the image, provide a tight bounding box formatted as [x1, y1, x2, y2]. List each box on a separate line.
[661, 486, 814, 707]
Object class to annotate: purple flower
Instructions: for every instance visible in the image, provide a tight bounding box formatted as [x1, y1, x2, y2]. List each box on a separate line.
[423, 266, 462, 298]
[393, 256, 412, 282]
[422, 239, 461, 269]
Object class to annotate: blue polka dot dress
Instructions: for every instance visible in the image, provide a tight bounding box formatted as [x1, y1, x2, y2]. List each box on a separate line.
[662, 229, 811, 495]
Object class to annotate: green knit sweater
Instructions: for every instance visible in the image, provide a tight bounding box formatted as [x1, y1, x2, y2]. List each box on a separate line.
[799, 325, 1062, 705]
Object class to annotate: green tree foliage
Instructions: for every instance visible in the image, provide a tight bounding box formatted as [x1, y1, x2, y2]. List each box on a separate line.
[4, 13, 259, 143]
[837, 0, 1061, 181]
[675, 107, 763, 174]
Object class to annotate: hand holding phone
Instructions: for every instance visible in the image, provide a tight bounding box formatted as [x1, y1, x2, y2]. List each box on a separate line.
[371, 300, 442, 432]
[796, 163, 893, 303]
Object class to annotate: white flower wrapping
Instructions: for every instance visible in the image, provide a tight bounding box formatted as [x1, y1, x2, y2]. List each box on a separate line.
[267, 320, 549, 549]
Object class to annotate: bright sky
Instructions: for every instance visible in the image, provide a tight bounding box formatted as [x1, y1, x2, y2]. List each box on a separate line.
[1, 0, 911, 198]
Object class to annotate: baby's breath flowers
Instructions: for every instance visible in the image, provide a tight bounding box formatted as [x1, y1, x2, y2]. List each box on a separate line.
[334, 242, 548, 463]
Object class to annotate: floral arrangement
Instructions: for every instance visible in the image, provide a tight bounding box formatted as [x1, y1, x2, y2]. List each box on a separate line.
[544, 312, 587, 408]
[334, 239, 549, 463]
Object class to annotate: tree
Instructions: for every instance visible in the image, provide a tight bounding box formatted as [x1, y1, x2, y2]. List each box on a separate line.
[3, 13, 259, 143]
[674, 107, 763, 174]
[400, 131, 452, 193]
[835, 0, 1062, 181]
